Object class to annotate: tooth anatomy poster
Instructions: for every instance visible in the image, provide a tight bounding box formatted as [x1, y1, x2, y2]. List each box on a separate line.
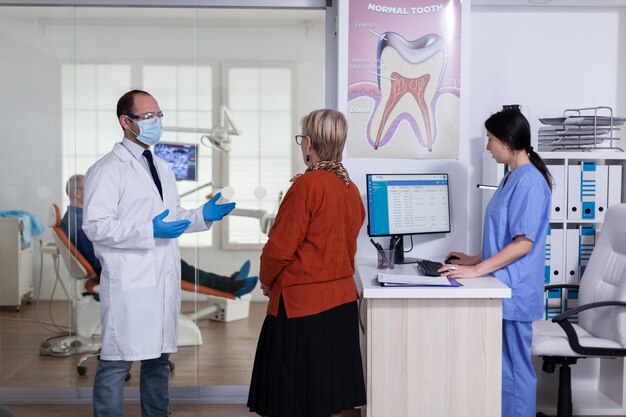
[347, 1, 461, 159]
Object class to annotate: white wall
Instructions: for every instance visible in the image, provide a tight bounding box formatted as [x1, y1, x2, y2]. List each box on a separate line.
[0, 32, 62, 221]
[468, 4, 626, 250]
[0, 29, 64, 302]
[470, 5, 625, 133]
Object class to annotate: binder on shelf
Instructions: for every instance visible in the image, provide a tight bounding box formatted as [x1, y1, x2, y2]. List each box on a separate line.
[608, 165, 623, 209]
[579, 225, 596, 279]
[547, 227, 563, 284]
[547, 165, 565, 220]
[545, 288, 562, 320]
[581, 161, 596, 220]
[595, 165, 608, 221]
[544, 226, 552, 284]
[568, 165, 582, 220]
[565, 288, 579, 323]
[565, 228, 580, 284]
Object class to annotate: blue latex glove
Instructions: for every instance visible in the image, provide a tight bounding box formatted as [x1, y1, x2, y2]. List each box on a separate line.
[203, 192, 236, 221]
[152, 209, 191, 239]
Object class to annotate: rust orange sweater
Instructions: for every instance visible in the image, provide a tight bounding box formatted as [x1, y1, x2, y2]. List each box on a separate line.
[260, 170, 365, 318]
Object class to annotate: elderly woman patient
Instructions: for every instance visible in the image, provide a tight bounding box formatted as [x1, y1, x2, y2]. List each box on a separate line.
[247, 109, 366, 417]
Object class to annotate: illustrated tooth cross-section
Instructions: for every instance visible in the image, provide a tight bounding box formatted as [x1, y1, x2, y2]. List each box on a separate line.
[370, 32, 446, 151]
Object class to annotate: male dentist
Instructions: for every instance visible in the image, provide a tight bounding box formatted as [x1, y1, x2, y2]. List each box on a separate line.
[83, 89, 235, 417]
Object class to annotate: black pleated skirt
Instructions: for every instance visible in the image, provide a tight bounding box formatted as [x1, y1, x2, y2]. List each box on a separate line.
[247, 297, 366, 417]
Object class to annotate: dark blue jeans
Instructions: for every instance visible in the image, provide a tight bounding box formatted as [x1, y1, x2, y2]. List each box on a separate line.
[93, 353, 171, 417]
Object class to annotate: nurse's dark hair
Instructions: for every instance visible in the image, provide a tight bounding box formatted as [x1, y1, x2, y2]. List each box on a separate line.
[116, 89, 152, 118]
[484, 109, 553, 191]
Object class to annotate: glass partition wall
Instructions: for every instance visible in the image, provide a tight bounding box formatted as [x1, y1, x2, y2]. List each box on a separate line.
[0, 4, 325, 394]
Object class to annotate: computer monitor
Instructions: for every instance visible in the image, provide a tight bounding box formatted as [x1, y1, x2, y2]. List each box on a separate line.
[366, 173, 451, 263]
[154, 142, 198, 181]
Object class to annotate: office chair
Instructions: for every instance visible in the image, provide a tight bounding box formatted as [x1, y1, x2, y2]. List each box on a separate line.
[532, 203, 626, 417]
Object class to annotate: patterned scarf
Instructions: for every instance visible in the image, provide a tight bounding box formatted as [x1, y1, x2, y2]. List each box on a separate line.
[290, 160, 351, 187]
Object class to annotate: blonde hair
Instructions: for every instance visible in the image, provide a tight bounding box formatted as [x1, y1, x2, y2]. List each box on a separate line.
[301, 109, 347, 162]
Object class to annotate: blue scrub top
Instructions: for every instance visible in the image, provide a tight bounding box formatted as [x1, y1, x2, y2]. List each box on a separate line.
[483, 163, 551, 322]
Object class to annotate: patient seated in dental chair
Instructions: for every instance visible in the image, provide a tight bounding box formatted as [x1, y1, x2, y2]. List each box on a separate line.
[63, 175, 258, 298]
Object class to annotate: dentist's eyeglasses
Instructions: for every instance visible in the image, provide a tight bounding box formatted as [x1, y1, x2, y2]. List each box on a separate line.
[126, 111, 164, 121]
[294, 134, 307, 145]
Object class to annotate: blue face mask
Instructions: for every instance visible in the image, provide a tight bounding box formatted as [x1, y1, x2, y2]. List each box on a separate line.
[130, 116, 163, 146]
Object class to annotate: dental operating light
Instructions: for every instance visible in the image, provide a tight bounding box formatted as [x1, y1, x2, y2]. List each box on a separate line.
[163, 106, 241, 153]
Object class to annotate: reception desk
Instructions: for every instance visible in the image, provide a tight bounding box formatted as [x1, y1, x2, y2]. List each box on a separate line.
[356, 261, 511, 417]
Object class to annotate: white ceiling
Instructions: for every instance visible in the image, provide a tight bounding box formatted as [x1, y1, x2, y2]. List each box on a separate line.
[0, 6, 325, 26]
[473, 0, 626, 6]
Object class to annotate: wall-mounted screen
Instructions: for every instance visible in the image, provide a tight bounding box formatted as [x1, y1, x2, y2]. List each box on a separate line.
[154, 142, 198, 181]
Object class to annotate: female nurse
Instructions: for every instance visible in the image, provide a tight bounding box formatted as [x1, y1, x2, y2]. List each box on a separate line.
[439, 108, 552, 417]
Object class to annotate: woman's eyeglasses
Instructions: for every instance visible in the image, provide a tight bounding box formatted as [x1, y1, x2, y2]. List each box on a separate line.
[294, 134, 307, 145]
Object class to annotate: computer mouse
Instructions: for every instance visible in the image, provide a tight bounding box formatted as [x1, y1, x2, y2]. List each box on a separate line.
[445, 255, 460, 264]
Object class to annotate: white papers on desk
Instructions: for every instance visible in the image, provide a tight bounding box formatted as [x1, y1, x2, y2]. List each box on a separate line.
[376, 273, 454, 287]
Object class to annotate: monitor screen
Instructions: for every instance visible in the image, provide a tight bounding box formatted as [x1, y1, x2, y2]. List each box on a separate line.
[154, 142, 198, 181]
[366, 173, 451, 237]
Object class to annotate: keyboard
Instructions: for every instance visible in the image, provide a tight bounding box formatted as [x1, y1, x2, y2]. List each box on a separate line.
[417, 259, 444, 277]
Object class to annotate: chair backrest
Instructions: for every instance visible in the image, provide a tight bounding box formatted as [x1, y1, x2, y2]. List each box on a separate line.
[48, 204, 96, 280]
[578, 203, 626, 347]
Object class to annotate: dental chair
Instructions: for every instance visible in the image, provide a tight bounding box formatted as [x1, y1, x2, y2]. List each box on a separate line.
[532, 203, 626, 417]
[45, 204, 204, 375]
[45, 204, 250, 375]
[180, 279, 252, 323]
[43, 203, 103, 375]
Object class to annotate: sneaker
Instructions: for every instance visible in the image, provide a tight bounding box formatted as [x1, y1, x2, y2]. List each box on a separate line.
[232, 276, 258, 298]
[233, 260, 251, 281]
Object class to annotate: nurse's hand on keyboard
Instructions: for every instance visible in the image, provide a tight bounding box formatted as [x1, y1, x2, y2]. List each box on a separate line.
[438, 263, 481, 279]
[438, 250, 483, 278]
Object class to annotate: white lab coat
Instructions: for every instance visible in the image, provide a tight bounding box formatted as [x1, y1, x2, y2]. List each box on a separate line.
[83, 142, 210, 361]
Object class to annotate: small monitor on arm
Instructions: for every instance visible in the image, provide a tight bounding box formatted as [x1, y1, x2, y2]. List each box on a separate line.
[154, 142, 198, 181]
[366, 173, 451, 264]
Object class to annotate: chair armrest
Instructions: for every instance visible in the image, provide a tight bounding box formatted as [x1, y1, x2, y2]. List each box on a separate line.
[544, 284, 579, 292]
[553, 301, 626, 356]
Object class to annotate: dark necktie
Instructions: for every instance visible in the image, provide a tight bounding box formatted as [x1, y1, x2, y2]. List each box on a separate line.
[142, 150, 163, 200]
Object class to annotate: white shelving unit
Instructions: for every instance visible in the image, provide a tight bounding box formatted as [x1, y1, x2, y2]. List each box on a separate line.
[541, 151, 626, 284]
[536, 151, 626, 415]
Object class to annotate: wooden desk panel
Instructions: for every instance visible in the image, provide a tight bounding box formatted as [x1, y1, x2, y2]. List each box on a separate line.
[366, 297, 502, 417]
[357, 261, 509, 417]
